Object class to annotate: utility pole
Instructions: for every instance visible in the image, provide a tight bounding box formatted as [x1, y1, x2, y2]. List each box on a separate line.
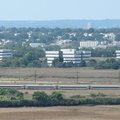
[77, 71, 78, 84]
[35, 70, 36, 83]
[118, 70, 120, 83]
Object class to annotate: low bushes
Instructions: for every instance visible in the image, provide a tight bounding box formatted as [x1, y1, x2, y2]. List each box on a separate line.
[0, 90, 120, 107]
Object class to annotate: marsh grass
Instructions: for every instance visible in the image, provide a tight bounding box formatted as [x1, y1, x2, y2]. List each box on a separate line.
[0, 67, 119, 85]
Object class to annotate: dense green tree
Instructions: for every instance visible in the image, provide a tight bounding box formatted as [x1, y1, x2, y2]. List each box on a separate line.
[61, 33, 70, 39]
[29, 32, 39, 41]
[23, 52, 39, 62]
[92, 33, 104, 41]
[17, 32, 28, 39]
[89, 59, 96, 67]
[52, 27, 63, 36]
[3, 32, 14, 40]
[64, 62, 74, 68]
[45, 45, 60, 51]
[111, 63, 119, 69]
[27, 60, 42, 67]
[84, 36, 95, 40]
[91, 47, 116, 57]
[98, 28, 109, 33]
[50, 91, 64, 100]
[70, 36, 78, 41]
[10, 58, 20, 67]
[32, 91, 50, 105]
[52, 58, 59, 67]
[87, 28, 94, 33]
[79, 60, 86, 67]
[71, 41, 80, 48]
[115, 33, 120, 41]
[111, 28, 120, 34]
[0, 33, 4, 39]
[94, 58, 120, 70]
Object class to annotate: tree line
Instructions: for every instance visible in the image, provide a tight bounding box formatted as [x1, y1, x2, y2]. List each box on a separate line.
[0, 89, 120, 107]
[0, 44, 120, 69]
[52, 58, 120, 70]
[0, 27, 120, 44]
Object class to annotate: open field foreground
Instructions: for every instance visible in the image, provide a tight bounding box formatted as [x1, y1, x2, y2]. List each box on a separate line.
[0, 105, 120, 120]
[0, 67, 120, 85]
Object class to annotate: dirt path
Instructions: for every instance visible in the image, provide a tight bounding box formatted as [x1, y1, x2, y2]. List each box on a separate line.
[0, 105, 120, 120]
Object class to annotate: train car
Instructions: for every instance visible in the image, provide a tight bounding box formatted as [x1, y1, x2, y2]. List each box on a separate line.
[0, 85, 24, 89]
[58, 85, 89, 90]
[90, 85, 120, 90]
[25, 85, 56, 90]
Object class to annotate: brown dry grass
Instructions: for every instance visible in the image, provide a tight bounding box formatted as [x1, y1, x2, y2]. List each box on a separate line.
[0, 68, 120, 120]
[0, 105, 120, 120]
[0, 67, 119, 85]
[1, 67, 120, 98]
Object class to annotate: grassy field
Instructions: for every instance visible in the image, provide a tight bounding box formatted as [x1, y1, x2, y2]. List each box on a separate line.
[0, 67, 120, 120]
[0, 67, 120, 97]
[0, 105, 120, 120]
[0, 67, 120, 85]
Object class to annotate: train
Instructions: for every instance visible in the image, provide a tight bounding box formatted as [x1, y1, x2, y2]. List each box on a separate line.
[0, 85, 120, 90]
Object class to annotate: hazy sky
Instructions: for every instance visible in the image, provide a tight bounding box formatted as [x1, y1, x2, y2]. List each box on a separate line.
[0, 0, 120, 20]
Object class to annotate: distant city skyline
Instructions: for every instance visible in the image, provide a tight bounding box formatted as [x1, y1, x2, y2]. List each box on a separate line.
[0, 0, 120, 20]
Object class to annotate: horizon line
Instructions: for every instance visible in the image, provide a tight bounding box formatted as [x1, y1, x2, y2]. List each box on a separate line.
[0, 19, 120, 21]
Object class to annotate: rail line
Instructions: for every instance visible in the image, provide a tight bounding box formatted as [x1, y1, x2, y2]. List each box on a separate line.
[0, 85, 120, 90]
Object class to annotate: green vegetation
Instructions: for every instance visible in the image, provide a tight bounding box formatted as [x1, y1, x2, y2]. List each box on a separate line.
[92, 58, 120, 70]
[0, 88, 23, 100]
[0, 89, 120, 107]
[90, 92, 107, 98]
[51, 58, 120, 70]
[0, 27, 120, 69]
[0, 45, 46, 68]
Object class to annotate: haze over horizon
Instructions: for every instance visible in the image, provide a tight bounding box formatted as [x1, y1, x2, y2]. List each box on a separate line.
[0, 0, 120, 21]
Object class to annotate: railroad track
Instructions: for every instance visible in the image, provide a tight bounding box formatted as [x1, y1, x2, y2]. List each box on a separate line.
[0, 85, 120, 90]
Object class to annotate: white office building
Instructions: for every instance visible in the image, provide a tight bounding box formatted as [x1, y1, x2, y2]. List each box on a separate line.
[79, 41, 99, 49]
[46, 51, 62, 66]
[29, 43, 46, 48]
[116, 50, 120, 59]
[61, 49, 82, 64]
[0, 49, 12, 62]
[81, 51, 91, 62]
[46, 49, 91, 66]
